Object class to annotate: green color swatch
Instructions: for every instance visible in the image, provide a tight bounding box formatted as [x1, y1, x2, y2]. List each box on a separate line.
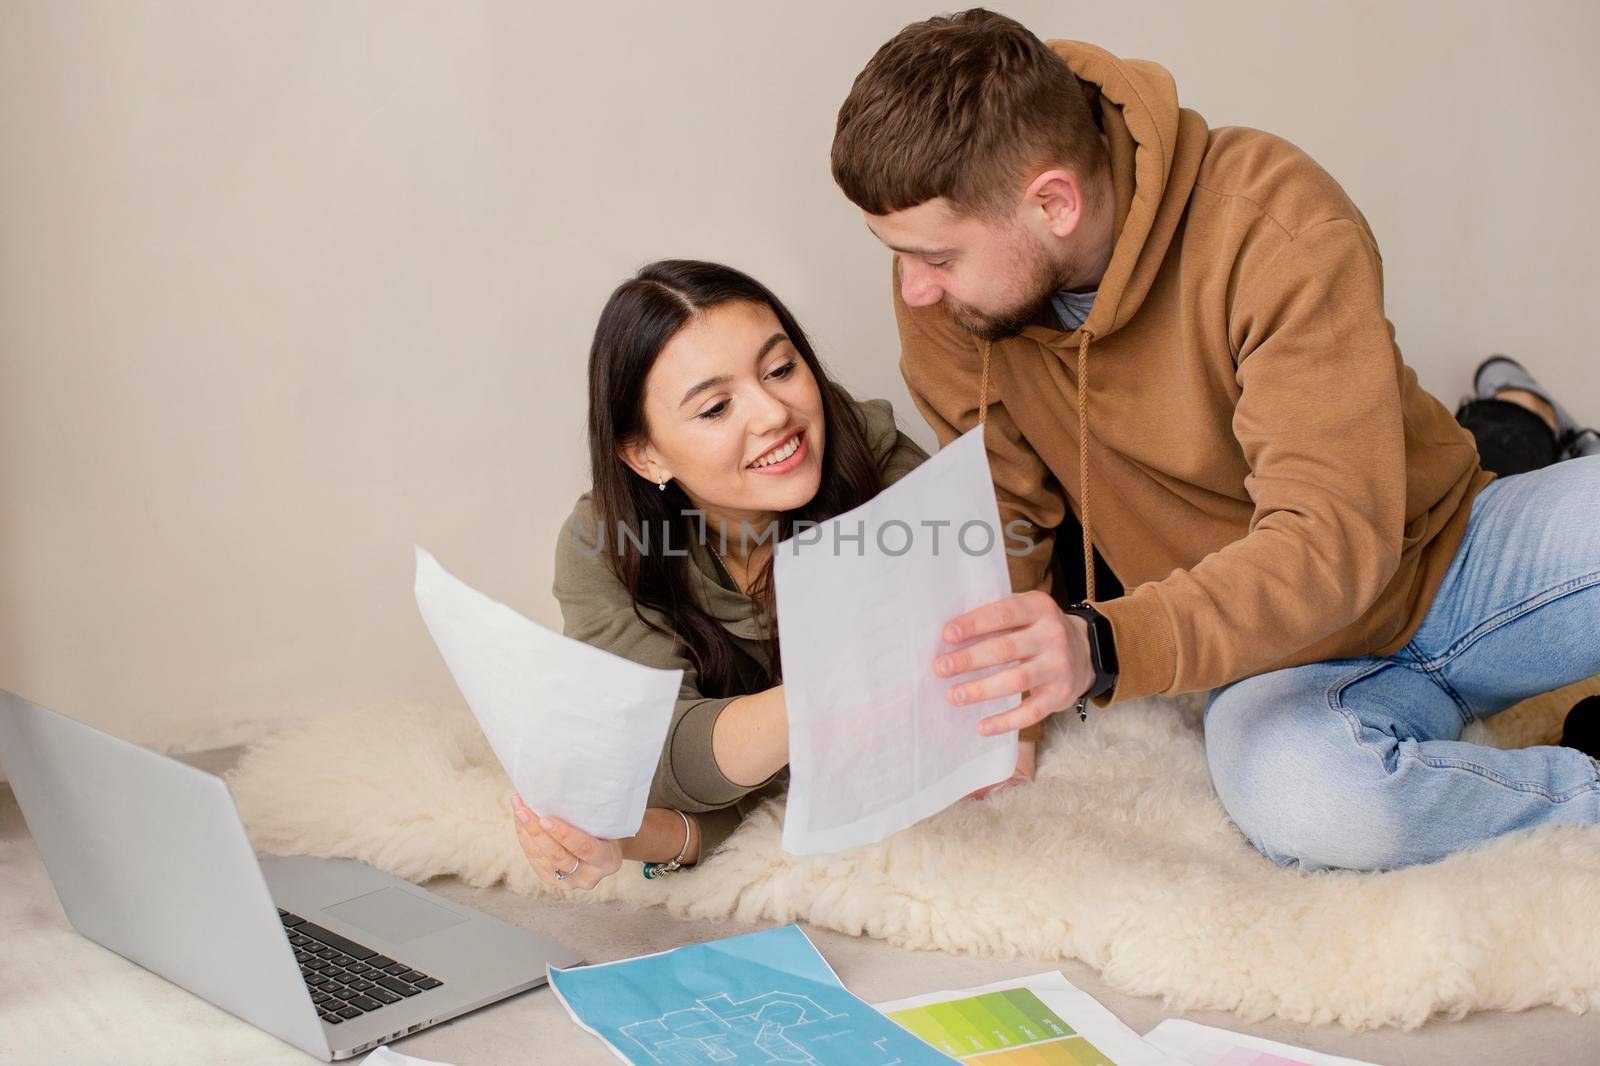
[887, 987, 1079, 1056]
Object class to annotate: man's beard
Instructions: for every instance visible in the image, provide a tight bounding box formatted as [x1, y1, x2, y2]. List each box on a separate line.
[948, 291, 1059, 343]
[947, 236, 1078, 343]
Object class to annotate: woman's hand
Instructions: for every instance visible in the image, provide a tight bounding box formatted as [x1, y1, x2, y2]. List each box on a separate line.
[511, 794, 622, 891]
[966, 738, 1037, 800]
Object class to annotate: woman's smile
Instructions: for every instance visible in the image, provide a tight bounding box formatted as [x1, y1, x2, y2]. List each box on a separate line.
[746, 429, 808, 474]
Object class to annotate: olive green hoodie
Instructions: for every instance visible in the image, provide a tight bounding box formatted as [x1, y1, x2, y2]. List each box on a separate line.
[896, 40, 1491, 703]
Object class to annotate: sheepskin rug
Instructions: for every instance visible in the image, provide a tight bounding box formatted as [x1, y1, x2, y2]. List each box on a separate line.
[227, 682, 1600, 1031]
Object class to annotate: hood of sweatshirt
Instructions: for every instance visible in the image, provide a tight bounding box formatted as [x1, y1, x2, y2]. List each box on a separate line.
[975, 41, 1210, 604]
[1030, 40, 1210, 346]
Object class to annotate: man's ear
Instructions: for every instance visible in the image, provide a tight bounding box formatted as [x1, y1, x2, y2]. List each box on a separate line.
[617, 437, 665, 485]
[1024, 168, 1086, 239]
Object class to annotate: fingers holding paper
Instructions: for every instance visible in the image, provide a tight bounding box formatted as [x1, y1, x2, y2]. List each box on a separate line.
[937, 591, 1095, 735]
[511, 795, 621, 890]
[511, 795, 573, 885]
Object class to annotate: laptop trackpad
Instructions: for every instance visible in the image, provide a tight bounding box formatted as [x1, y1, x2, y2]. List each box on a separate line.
[322, 887, 468, 944]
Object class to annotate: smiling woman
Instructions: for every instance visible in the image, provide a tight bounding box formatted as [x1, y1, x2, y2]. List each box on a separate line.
[618, 298, 830, 544]
[507, 260, 1037, 893]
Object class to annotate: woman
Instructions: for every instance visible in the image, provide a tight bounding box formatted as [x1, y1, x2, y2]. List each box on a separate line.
[509, 259, 1036, 890]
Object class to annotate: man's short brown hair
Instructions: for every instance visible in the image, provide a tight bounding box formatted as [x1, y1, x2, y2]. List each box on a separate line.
[832, 8, 1106, 220]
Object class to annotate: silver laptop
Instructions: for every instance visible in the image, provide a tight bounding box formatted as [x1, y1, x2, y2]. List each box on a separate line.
[0, 689, 582, 1061]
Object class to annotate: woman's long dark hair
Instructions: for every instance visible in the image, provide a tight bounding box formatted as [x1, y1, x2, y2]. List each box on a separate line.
[587, 259, 884, 696]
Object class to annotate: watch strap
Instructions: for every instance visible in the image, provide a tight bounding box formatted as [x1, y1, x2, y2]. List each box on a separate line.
[1063, 603, 1118, 714]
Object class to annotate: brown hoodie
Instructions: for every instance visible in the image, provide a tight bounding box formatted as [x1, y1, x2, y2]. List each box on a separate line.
[896, 40, 1491, 704]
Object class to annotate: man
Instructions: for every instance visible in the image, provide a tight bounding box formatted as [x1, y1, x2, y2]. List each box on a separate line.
[830, 9, 1600, 870]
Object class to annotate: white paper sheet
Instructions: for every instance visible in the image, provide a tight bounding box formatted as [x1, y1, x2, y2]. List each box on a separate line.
[412, 546, 680, 839]
[1142, 1019, 1380, 1066]
[773, 425, 1019, 855]
[362, 1045, 457, 1065]
[877, 970, 1184, 1066]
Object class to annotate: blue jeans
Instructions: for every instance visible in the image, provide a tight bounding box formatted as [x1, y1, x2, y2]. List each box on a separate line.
[1204, 456, 1600, 870]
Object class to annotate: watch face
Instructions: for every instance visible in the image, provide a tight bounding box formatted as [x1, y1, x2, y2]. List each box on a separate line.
[1090, 615, 1117, 678]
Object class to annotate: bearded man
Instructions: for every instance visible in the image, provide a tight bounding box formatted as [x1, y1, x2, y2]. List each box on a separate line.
[830, 8, 1600, 870]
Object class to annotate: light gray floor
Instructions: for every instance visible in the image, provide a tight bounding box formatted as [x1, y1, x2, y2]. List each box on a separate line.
[2, 747, 1594, 1065]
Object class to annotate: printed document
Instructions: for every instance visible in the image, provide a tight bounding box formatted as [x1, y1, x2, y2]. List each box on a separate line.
[413, 545, 679, 839]
[878, 971, 1183, 1066]
[774, 425, 1019, 854]
[550, 925, 957, 1066]
[1142, 1019, 1380, 1066]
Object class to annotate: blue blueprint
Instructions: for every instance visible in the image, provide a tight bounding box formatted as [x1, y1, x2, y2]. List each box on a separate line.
[549, 925, 955, 1066]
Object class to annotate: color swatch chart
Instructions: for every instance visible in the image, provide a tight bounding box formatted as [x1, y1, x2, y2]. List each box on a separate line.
[884, 986, 1117, 1066]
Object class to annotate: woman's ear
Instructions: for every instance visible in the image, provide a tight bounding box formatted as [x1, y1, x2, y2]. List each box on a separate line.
[617, 438, 666, 486]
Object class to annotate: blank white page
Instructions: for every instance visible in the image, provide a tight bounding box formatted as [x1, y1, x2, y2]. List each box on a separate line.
[413, 546, 680, 839]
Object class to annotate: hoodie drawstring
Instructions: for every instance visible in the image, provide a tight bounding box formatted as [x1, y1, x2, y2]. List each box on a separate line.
[978, 339, 993, 429]
[1076, 330, 1096, 603]
[977, 330, 1098, 604]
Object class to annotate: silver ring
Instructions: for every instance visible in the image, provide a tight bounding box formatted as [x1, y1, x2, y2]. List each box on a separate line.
[555, 858, 581, 881]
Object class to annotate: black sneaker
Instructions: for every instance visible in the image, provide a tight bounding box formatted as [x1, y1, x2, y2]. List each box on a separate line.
[1558, 426, 1600, 461]
[1561, 695, 1599, 760]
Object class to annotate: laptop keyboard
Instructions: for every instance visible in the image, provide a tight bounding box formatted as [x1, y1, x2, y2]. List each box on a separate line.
[279, 908, 444, 1026]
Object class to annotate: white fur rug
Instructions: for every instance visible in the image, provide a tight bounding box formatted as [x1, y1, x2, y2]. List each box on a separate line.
[227, 691, 1600, 1031]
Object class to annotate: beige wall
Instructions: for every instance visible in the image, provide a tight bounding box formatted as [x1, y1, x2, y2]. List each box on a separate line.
[3, 1, 1597, 753]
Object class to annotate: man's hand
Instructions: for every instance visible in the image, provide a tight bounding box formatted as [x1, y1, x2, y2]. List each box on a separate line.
[935, 590, 1095, 734]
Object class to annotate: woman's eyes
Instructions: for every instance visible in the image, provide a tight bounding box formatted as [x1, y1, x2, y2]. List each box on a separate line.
[695, 362, 799, 421]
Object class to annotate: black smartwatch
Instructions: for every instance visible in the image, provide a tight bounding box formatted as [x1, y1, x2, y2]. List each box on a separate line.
[1062, 603, 1118, 719]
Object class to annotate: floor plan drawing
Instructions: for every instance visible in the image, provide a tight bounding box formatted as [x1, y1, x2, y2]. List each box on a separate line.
[549, 926, 956, 1066]
[622, 990, 903, 1066]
